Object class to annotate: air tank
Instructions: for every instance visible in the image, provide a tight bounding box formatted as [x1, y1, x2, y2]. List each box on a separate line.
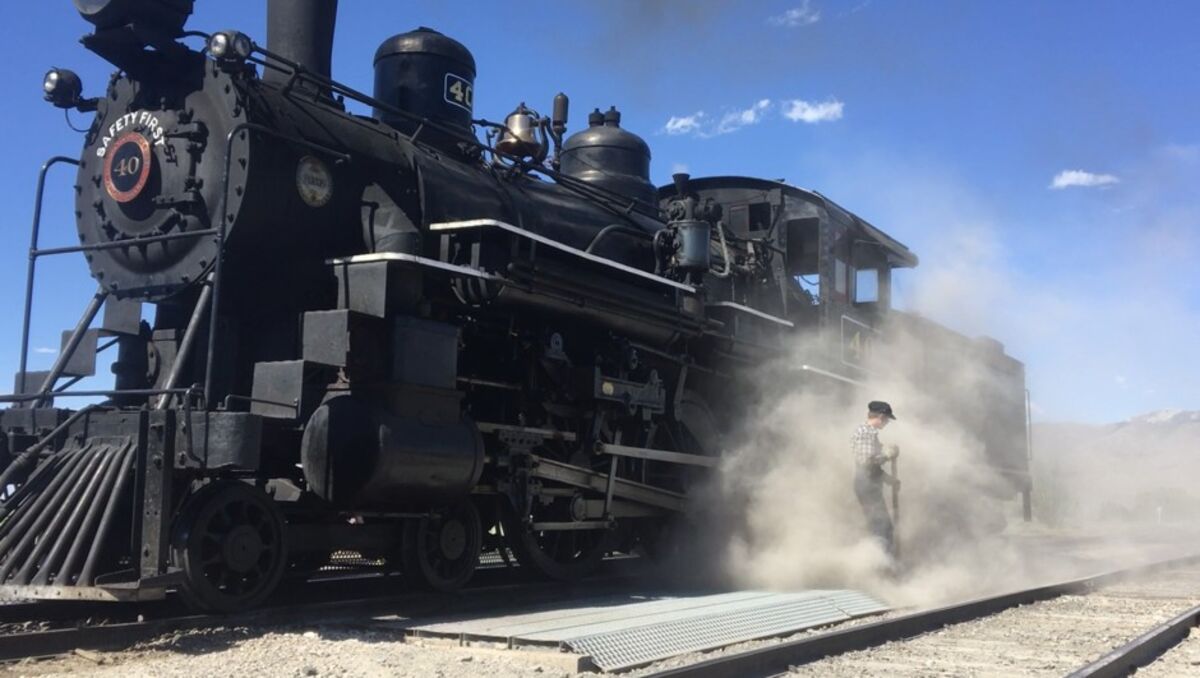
[301, 395, 485, 508]
[560, 106, 655, 206]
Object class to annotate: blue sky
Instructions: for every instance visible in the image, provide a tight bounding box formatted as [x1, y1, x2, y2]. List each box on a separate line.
[2, 1, 1197, 423]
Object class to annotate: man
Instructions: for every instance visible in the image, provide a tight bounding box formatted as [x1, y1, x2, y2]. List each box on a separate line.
[852, 400, 900, 554]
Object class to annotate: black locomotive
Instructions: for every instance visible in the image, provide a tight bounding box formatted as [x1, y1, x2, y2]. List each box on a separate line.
[0, 0, 1032, 611]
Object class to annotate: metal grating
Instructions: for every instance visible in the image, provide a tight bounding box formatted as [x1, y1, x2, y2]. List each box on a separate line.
[405, 589, 888, 672]
[827, 589, 891, 617]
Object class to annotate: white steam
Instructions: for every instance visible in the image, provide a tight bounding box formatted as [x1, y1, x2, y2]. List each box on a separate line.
[711, 327, 1027, 608]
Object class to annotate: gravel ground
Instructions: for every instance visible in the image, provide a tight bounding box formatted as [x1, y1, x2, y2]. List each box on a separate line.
[2, 533, 1197, 678]
[0, 626, 586, 678]
[785, 567, 1200, 677]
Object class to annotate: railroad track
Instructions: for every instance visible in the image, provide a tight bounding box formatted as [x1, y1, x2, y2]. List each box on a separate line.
[0, 561, 641, 663]
[6, 554, 1198, 674]
[647, 554, 1200, 678]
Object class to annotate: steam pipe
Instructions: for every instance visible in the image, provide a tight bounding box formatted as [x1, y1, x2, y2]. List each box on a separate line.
[585, 224, 652, 254]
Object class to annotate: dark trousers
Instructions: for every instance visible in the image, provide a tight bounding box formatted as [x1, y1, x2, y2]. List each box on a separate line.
[854, 469, 893, 553]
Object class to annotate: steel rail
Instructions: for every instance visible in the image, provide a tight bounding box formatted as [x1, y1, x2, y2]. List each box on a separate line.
[645, 553, 1200, 678]
[1066, 601, 1200, 678]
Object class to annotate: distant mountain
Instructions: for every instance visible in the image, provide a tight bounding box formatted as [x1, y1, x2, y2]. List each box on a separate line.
[1120, 409, 1200, 427]
[1031, 410, 1200, 524]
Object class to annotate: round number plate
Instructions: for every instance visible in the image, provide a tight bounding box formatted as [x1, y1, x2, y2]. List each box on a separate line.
[102, 132, 152, 203]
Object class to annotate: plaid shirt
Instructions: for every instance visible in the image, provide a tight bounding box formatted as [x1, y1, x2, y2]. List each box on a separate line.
[851, 423, 886, 468]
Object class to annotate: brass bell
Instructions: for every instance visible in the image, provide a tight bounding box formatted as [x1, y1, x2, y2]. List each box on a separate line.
[496, 103, 544, 158]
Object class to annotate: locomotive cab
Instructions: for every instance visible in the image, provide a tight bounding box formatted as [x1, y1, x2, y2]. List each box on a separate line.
[656, 176, 918, 374]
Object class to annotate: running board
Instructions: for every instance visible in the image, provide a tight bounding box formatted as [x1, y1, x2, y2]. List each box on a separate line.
[429, 219, 697, 294]
[594, 442, 720, 468]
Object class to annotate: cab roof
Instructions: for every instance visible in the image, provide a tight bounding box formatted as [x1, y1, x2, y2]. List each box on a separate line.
[659, 176, 919, 268]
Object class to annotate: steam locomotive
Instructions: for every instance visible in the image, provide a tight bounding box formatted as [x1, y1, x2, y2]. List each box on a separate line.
[0, 0, 1032, 611]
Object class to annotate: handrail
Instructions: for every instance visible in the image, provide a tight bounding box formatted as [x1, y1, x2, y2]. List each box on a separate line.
[14, 157, 218, 406]
[0, 388, 193, 405]
[11, 125, 350, 413]
[18, 157, 80, 396]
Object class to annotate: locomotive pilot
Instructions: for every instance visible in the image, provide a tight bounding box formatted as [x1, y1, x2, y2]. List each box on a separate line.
[851, 401, 900, 555]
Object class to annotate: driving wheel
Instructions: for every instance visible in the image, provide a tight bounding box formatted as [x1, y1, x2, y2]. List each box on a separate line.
[500, 500, 609, 581]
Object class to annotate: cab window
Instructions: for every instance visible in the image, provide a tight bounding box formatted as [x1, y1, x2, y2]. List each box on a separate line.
[785, 217, 820, 306]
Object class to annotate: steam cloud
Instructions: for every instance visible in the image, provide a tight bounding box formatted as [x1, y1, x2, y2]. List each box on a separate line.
[708, 326, 1028, 608]
[681, 144, 1200, 609]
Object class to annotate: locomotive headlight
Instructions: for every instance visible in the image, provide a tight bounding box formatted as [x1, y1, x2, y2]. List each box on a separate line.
[208, 32, 229, 57]
[207, 30, 252, 63]
[43, 68, 83, 109]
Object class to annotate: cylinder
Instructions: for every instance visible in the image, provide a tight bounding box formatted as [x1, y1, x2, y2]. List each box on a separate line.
[301, 395, 484, 508]
[265, 0, 338, 86]
[373, 28, 476, 145]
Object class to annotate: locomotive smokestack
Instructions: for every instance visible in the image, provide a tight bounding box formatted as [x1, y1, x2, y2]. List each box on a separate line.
[265, 0, 337, 87]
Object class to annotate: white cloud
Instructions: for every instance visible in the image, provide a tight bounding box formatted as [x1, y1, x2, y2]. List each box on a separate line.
[663, 100, 773, 138]
[769, 1, 821, 27]
[671, 162, 690, 174]
[33, 347, 57, 355]
[664, 112, 705, 136]
[715, 99, 771, 135]
[782, 98, 844, 123]
[1049, 169, 1120, 190]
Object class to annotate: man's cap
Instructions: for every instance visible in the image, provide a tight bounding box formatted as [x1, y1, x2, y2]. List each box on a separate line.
[868, 401, 896, 420]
